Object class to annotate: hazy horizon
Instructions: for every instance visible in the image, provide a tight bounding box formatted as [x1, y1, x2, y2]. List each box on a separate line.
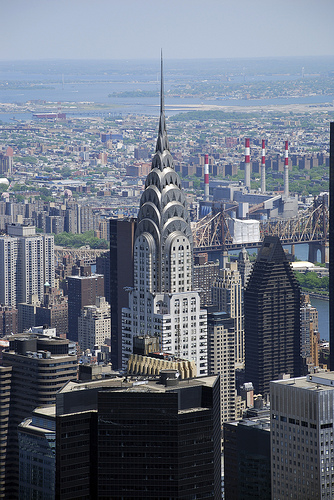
[1, 0, 334, 62]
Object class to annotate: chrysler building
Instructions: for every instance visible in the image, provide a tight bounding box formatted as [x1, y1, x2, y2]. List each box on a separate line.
[122, 59, 207, 375]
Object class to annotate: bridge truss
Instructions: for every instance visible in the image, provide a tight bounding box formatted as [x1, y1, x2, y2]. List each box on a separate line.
[192, 199, 329, 252]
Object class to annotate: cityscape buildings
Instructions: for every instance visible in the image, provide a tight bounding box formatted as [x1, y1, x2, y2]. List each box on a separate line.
[122, 64, 208, 375]
[244, 236, 302, 396]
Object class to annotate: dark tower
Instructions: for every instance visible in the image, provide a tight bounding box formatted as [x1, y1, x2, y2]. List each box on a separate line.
[244, 236, 301, 396]
[330, 122, 334, 370]
[109, 218, 137, 369]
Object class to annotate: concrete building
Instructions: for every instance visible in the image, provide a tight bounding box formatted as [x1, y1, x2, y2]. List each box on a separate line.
[78, 296, 111, 351]
[244, 236, 301, 396]
[271, 373, 334, 499]
[122, 69, 207, 375]
[212, 262, 244, 367]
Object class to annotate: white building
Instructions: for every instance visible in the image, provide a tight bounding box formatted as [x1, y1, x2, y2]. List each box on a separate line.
[78, 296, 111, 351]
[0, 236, 18, 306]
[122, 72, 207, 375]
[271, 373, 334, 499]
[0, 225, 54, 307]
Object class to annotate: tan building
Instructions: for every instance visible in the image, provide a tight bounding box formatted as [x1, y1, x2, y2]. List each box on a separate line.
[212, 261, 244, 368]
[207, 309, 236, 424]
[78, 296, 111, 351]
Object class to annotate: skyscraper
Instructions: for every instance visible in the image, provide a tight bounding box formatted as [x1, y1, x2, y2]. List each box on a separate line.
[1, 334, 77, 499]
[212, 261, 244, 367]
[109, 218, 137, 369]
[271, 373, 334, 499]
[244, 236, 301, 396]
[56, 371, 221, 500]
[329, 121, 334, 370]
[0, 225, 55, 308]
[122, 59, 207, 375]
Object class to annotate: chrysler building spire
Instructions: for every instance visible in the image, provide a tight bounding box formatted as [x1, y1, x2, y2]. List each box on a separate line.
[156, 52, 170, 154]
[122, 58, 207, 376]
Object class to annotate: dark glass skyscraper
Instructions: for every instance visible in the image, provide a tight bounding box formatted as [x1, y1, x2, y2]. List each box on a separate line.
[244, 236, 301, 396]
[329, 122, 334, 370]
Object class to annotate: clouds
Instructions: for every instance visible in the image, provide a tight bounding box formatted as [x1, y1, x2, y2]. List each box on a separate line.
[1, 0, 333, 60]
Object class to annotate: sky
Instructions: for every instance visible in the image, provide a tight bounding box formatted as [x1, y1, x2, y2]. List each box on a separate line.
[1, 0, 334, 61]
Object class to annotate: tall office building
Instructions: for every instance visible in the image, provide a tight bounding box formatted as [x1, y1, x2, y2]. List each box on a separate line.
[0, 225, 55, 308]
[244, 236, 301, 396]
[271, 373, 334, 499]
[212, 262, 244, 367]
[67, 270, 104, 342]
[56, 371, 221, 500]
[224, 415, 271, 499]
[207, 309, 236, 423]
[18, 406, 56, 500]
[300, 293, 319, 369]
[1, 334, 77, 499]
[109, 218, 137, 369]
[0, 236, 18, 307]
[329, 122, 334, 370]
[122, 61, 207, 374]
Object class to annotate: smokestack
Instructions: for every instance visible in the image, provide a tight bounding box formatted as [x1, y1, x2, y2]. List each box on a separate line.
[204, 154, 209, 201]
[261, 139, 266, 193]
[284, 140, 289, 197]
[244, 138, 250, 189]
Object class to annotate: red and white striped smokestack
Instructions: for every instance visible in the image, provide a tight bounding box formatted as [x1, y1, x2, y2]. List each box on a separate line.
[284, 140, 289, 197]
[244, 138, 250, 189]
[204, 153, 209, 201]
[261, 139, 266, 193]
